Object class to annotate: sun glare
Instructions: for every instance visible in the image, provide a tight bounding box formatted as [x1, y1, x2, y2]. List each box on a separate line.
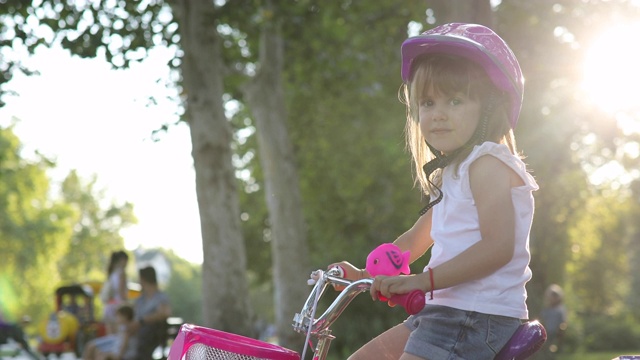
[583, 23, 640, 114]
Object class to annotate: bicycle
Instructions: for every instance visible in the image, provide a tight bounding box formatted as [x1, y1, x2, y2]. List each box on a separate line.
[167, 267, 547, 360]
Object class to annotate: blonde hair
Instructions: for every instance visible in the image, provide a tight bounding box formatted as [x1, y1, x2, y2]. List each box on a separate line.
[400, 54, 520, 197]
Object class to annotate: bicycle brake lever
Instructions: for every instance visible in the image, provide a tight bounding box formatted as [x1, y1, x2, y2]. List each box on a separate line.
[308, 266, 344, 285]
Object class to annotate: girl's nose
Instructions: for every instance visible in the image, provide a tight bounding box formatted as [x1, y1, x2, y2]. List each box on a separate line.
[431, 105, 447, 121]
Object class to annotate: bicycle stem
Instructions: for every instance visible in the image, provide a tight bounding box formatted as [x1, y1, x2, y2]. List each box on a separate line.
[292, 270, 374, 360]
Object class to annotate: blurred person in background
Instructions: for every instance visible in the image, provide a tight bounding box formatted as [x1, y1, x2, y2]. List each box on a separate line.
[101, 251, 130, 334]
[130, 266, 172, 360]
[537, 284, 568, 360]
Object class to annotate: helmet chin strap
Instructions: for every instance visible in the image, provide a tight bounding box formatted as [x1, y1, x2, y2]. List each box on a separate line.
[417, 144, 448, 216]
[418, 92, 496, 216]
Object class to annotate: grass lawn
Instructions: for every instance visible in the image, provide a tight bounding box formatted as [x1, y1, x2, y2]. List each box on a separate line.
[558, 352, 640, 360]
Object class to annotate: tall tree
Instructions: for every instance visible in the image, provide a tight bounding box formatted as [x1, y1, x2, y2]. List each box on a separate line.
[242, 4, 311, 346]
[170, 1, 254, 335]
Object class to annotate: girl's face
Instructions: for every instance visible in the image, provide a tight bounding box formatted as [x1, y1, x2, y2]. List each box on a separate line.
[419, 88, 481, 154]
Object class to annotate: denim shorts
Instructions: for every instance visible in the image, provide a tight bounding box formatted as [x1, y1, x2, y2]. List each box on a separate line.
[403, 304, 521, 360]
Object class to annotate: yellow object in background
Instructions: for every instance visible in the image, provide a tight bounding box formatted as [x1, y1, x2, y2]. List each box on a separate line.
[38, 310, 80, 344]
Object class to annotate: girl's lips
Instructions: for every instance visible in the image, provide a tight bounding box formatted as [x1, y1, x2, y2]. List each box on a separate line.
[431, 129, 451, 134]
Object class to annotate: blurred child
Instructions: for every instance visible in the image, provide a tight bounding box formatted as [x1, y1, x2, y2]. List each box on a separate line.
[83, 305, 137, 360]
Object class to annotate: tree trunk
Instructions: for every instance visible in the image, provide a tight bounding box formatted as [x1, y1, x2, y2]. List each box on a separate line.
[171, 0, 253, 336]
[244, 19, 310, 350]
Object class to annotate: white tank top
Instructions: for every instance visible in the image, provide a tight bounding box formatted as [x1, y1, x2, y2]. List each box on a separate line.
[425, 142, 538, 319]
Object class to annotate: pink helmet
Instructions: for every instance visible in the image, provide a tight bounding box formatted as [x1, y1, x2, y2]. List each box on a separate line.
[401, 23, 524, 128]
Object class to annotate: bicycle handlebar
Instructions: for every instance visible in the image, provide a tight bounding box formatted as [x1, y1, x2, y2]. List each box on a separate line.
[331, 265, 425, 315]
[293, 268, 425, 337]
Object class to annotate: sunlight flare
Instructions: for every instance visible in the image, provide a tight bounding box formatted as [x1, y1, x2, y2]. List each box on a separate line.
[582, 23, 640, 114]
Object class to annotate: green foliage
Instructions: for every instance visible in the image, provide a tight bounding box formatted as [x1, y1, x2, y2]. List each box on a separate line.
[3, 0, 175, 67]
[581, 315, 640, 352]
[0, 124, 139, 323]
[284, 0, 425, 264]
[57, 170, 137, 283]
[162, 250, 203, 324]
[565, 195, 633, 316]
[279, 1, 428, 352]
[0, 124, 68, 321]
[231, 100, 273, 285]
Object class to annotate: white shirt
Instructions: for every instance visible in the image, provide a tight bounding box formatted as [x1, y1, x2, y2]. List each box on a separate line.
[107, 267, 125, 303]
[425, 142, 538, 319]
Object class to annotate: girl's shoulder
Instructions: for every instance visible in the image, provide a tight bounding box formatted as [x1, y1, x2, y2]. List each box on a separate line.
[463, 142, 516, 163]
[462, 142, 538, 190]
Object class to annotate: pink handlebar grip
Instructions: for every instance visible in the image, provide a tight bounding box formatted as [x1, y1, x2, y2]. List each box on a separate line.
[389, 290, 425, 315]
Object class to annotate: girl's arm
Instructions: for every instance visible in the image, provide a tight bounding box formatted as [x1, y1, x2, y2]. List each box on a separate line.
[392, 208, 434, 265]
[373, 155, 523, 298]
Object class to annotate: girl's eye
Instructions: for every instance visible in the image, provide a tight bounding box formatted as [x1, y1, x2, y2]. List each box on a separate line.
[421, 99, 434, 107]
[450, 98, 462, 106]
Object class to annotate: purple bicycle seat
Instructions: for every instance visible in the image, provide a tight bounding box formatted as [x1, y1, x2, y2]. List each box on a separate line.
[494, 320, 547, 360]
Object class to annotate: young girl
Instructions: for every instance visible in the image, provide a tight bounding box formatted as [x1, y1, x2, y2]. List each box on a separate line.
[101, 251, 129, 334]
[332, 23, 538, 359]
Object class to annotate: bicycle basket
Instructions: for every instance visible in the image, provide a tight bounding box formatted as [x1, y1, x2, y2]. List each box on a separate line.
[168, 323, 300, 360]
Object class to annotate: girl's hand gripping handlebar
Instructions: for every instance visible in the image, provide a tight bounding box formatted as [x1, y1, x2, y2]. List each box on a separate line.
[330, 266, 425, 315]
